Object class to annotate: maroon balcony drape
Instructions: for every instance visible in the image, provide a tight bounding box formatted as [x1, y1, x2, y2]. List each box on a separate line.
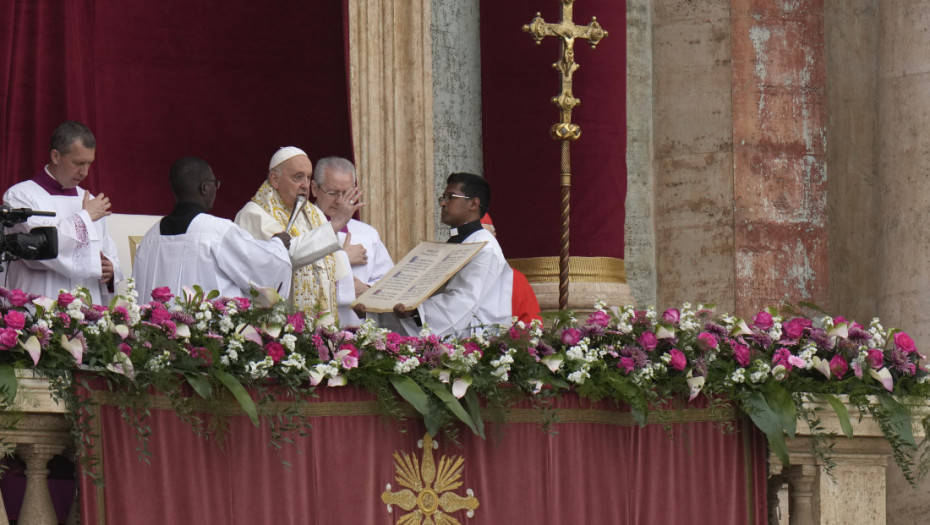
[78, 386, 767, 524]
[0, 0, 352, 220]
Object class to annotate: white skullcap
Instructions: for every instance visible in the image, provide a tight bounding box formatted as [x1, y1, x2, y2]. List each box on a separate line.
[269, 146, 308, 170]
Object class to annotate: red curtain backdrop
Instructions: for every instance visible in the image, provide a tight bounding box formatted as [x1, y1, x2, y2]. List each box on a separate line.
[79, 386, 767, 524]
[479, 0, 627, 260]
[1, 0, 352, 220]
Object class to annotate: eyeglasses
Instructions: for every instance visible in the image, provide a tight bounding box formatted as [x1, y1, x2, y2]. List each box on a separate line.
[438, 193, 471, 205]
[315, 182, 349, 198]
[203, 179, 221, 189]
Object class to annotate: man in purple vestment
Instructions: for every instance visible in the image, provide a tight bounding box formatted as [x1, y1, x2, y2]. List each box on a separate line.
[2, 121, 123, 303]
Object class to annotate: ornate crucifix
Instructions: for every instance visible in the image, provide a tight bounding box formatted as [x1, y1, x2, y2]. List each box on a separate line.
[523, 1, 607, 311]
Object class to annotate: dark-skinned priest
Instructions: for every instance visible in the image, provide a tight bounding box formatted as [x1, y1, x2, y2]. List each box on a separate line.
[132, 157, 292, 301]
[388, 172, 513, 338]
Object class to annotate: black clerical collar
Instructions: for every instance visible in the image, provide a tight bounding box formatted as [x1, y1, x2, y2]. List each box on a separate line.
[447, 220, 483, 244]
[160, 202, 207, 235]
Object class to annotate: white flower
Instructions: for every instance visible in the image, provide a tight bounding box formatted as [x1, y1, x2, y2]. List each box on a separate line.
[281, 334, 298, 352]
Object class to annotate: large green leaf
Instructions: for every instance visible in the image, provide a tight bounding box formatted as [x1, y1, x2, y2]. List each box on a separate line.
[425, 382, 482, 438]
[389, 376, 440, 435]
[184, 373, 213, 400]
[463, 389, 485, 439]
[213, 369, 258, 427]
[821, 394, 854, 438]
[743, 391, 790, 466]
[764, 382, 797, 438]
[879, 393, 916, 447]
[0, 364, 16, 404]
[606, 375, 648, 426]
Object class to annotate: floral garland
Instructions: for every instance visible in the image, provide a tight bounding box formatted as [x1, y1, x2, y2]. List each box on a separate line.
[0, 281, 928, 483]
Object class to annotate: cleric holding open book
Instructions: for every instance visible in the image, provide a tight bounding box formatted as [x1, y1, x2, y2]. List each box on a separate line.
[388, 172, 513, 338]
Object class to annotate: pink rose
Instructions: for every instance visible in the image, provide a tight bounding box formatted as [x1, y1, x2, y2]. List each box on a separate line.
[772, 348, 794, 370]
[151, 287, 173, 303]
[834, 316, 847, 324]
[287, 312, 306, 334]
[560, 328, 581, 346]
[669, 348, 687, 371]
[866, 348, 884, 369]
[119, 343, 132, 356]
[894, 332, 918, 354]
[639, 331, 658, 352]
[0, 328, 18, 350]
[9, 290, 29, 307]
[662, 309, 680, 324]
[697, 332, 718, 350]
[733, 343, 750, 367]
[4, 310, 25, 331]
[235, 297, 251, 310]
[752, 311, 773, 330]
[587, 310, 611, 328]
[463, 342, 482, 356]
[57, 293, 75, 308]
[149, 307, 171, 325]
[265, 342, 285, 363]
[782, 318, 811, 340]
[618, 357, 635, 374]
[829, 355, 848, 378]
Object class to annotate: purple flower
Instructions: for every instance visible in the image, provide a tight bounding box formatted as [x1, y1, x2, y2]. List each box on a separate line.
[752, 311, 773, 330]
[151, 287, 173, 303]
[830, 355, 848, 378]
[668, 348, 687, 371]
[4, 310, 25, 331]
[560, 328, 581, 346]
[662, 309, 680, 324]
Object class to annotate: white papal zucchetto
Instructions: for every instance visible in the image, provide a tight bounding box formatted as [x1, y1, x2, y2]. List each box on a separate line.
[268, 146, 308, 170]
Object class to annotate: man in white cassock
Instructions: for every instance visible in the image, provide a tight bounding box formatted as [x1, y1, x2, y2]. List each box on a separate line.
[235, 147, 364, 324]
[3, 121, 123, 303]
[311, 157, 393, 326]
[132, 157, 292, 302]
[387, 172, 512, 338]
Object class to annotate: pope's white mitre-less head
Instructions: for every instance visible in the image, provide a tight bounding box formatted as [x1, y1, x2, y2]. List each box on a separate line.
[269, 146, 307, 171]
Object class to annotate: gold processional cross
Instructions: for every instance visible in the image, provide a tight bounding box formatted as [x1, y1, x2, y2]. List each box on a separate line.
[523, 0, 607, 310]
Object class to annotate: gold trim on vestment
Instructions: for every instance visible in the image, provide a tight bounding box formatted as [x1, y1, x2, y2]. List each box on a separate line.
[508, 256, 627, 283]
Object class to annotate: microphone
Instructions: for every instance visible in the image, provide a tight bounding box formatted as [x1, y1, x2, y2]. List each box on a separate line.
[285, 195, 307, 233]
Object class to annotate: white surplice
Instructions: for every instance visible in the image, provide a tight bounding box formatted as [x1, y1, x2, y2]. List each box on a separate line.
[2, 180, 123, 304]
[336, 218, 394, 326]
[395, 228, 512, 338]
[132, 213, 291, 302]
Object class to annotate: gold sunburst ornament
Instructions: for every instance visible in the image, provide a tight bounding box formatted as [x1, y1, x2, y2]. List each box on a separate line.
[381, 433, 480, 524]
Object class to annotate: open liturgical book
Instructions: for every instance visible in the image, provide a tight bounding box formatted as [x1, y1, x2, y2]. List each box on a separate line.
[352, 241, 487, 313]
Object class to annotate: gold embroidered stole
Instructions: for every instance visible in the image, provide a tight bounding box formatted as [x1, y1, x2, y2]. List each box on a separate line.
[250, 182, 339, 323]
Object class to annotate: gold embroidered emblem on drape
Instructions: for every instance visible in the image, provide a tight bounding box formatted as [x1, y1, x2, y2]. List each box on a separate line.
[381, 433, 479, 524]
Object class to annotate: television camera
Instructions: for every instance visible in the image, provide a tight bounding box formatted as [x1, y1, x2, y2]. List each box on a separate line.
[0, 206, 58, 263]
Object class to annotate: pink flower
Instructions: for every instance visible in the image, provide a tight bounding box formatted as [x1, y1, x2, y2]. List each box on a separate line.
[265, 342, 285, 363]
[639, 331, 658, 352]
[772, 348, 794, 370]
[662, 308, 680, 324]
[829, 355, 848, 378]
[669, 348, 687, 371]
[149, 307, 171, 325]
[0, 328, 18, 350]
[57, 312, 71, 326]
[732, 342, 750, 367]
[57, 293, 75, 308]
[4, 310, 25, 331]
[834, 316, 847, 324]
[287, 312, 306, 334]
[618, 357, 635, 374]
[560, 328, 581, 346]
[782, 318, 811, 340]
[463, 342, 482, 356]
[587, 310, 611, 328]
[190, 346, 213, 366]
[151, 287, 173, 303]
[894, 332, 918, 354]
[119, 343, 132, 356]
[697, 332, 718, 350]
[752, 311, 773, 330]
[9, 290, 29, 307]
[866, 348, 884, 369]
[235, 297, 251, 310]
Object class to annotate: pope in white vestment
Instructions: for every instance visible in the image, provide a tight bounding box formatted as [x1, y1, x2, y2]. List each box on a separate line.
[4, 175, 123, 303]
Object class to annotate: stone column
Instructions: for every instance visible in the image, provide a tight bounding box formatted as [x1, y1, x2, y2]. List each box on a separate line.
[346, 0, 436, 260]
[16, 443, 66, 525]
[787, 463, 819, 525]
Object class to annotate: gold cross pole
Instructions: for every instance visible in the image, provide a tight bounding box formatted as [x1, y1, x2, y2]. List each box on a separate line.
[523, 1, 607, 311]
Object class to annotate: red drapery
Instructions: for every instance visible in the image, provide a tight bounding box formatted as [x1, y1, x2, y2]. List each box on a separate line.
[79, 386, 767, 524]
[479, 0, 627, 260]
[0, 0, 352, 220]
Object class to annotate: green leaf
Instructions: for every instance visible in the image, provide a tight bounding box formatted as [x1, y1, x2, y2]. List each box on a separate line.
[184, 373, 213, 400]
[425, 382, 481, 438]
[205, 290, 220, 301]
[389, 376, 440, 435]
[0, 364, 17, 404]
[879, 393, 916, 447]
[463, 388, 485, 439]
[822, 394, 854, 438]
[764, 382, 797, 438]
[743, 391, 790, 466]
[213, 369, 258, 427]
[606, 375, 649, 426]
